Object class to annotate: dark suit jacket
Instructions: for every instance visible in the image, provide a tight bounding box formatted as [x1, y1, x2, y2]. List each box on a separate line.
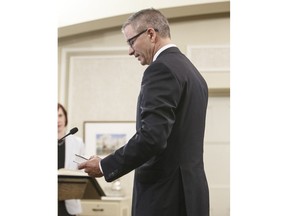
[101, 47, 209, 216]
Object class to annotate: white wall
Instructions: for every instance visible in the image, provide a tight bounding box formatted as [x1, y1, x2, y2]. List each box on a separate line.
[58, 0, 229, 27]
[58, 0, 230, 37]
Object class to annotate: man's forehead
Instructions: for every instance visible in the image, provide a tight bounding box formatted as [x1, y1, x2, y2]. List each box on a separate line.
[123, 25, 135, 38]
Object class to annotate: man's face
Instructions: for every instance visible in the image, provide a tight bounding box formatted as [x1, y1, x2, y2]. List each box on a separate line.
[123, 25, 154, 66]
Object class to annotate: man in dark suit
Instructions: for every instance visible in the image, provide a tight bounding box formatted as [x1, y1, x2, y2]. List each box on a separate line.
[79, 8, 210, 216]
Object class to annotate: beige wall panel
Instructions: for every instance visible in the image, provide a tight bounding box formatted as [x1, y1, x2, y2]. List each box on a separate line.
[209, 186, 230, 216]
[204, 96, 230, 216]
[205, 97, 230, 143]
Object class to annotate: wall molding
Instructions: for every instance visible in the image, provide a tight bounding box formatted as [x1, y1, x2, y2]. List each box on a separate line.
[187, 45, 230, 90]
[59, 47, 129, 107]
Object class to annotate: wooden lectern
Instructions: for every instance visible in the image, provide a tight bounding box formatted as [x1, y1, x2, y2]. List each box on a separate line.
[58, 169, 105, 201]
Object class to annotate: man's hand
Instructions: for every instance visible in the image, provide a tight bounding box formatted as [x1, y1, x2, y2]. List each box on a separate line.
[78, 155, 104, 178]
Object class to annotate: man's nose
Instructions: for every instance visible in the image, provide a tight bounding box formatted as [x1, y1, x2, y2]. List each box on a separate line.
[128, 46, 134, 55]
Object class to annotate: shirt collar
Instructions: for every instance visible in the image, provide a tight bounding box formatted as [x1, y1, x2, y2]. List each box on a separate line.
[153, 44, 177, 62]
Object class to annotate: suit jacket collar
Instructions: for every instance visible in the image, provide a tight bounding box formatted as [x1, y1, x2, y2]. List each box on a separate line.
[153, 44, 177, 62]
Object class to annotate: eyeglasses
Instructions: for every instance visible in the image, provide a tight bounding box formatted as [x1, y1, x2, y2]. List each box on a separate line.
[126, 29, 148, 48]
[126, 29, 159, 48]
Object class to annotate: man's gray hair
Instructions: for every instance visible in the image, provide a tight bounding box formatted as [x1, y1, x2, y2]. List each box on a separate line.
[122, 8, 171, 38]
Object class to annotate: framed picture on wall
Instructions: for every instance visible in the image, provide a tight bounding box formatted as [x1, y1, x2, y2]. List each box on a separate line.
[83, 121, 136, 157]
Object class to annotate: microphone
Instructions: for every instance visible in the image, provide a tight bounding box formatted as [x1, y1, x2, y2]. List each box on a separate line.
[58, 127, 78, 145]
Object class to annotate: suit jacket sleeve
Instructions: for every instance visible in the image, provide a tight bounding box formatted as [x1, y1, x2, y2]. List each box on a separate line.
[101, 61, 182, 182]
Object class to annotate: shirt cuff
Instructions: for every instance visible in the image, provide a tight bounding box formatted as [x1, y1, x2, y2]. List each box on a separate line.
[99, 160, 103, 174]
